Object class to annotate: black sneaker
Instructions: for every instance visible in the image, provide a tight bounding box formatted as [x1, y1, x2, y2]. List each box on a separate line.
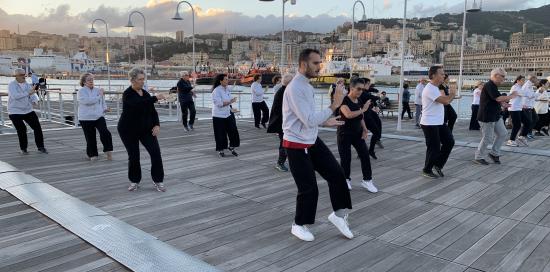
[21, 149, 29, 155]
[37, 148, 48, 154]
[218, 151, 225, 157]
[542, 128, 549, 136]
[488, 154, 501, 164]
[189, 124, 194, 130]
[255, 125, 261, 129]
[369, 150, 378, 160]
[434, 166, 444, 177]
[473, 159, 489, 165]
[229, 147, 239, 157]
[422, 171, 438, 179]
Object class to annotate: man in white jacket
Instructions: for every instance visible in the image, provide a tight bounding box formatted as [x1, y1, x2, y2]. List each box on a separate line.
[282, 49, 353, 242]
[7, 68, 47, 154]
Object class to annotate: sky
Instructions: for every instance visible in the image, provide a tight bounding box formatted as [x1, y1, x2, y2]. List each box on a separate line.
[0, 0, 547, 37]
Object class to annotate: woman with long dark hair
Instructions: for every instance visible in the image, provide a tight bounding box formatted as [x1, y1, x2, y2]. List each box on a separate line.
[118, 68, 167, 192]
[212, 74, 240, 157]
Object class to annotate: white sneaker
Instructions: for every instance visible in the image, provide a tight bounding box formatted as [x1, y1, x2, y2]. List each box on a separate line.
[346, 179, 352, 190]
[361, 180, 378, 193]
[291, 224, 315, 242]
[506, 140, 518, 147]
[328, 212, 354, 239]
[517, 136, 529, 146]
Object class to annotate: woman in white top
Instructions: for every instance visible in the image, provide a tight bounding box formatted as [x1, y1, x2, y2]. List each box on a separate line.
[534, 79, 549, 136]
[469, 81, 483, 130]
[507, 75, 528, 147]
[212, 74, 240, 157]
[251, 74, 269, 128]
[77, 73, 113, 160]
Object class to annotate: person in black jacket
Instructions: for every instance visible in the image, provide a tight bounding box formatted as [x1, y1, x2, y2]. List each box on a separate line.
[267, 73, 293, 172]
[177, 71, 196, 131]
[359, 80, 383, 159]
[118, 68, 167, 192]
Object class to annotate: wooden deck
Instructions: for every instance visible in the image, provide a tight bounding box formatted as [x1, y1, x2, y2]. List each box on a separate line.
[1, 117, 550, 271]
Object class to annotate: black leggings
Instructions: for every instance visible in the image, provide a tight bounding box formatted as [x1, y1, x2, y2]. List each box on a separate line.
[469, 105, 480, 130]
[534, 113, 549, 132]
[252, 101, 269, 127]
[521, 109, 533, 135]
[80, 117, 113, 158]
[337, 133, 372, 181]
[509, 111, 528, 140]
[118, 129, 164, 184]
[9, 111, 44, 151]
[212, 115, 240, 151]
[277, 132, 287, 165]
[364, 111, 381, 153]
[286, 137, 352, 225]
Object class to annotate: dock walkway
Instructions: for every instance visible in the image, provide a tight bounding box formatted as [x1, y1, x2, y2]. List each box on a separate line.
[1, 117, 550, 271]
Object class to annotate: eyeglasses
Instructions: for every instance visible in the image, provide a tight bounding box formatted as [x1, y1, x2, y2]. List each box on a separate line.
[16, 74, 26, 77]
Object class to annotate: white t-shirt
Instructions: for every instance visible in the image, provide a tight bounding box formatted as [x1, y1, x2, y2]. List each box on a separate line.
[414, 83, 425, 105]
[420, 83, 444, 126]
[251, 82, 264, 103]
[472, 87, 481, 105]
[508, 83, 523, 111]
[522, 81, 536, 108]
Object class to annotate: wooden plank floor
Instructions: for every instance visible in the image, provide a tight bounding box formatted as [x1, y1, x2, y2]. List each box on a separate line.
[1, 117, 550, 271]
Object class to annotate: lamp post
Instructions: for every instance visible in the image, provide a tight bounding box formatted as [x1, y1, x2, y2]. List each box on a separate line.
[458, 0, 482, 97]
[396, 0, 408, 131]
[350, 0, 368, 79]
[172, 1, 195, 74]
[89, 19, 111, 92]
[259, 0, 296, 71]
[125, 11, 147, 83]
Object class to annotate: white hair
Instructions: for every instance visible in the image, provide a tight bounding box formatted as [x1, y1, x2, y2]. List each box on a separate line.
[282, 73, 294, 86]
[181, 71, 189, 77]
[14, 68, 25, 75]
[128, 67, 145, 81]
[490, 68, 507, 77]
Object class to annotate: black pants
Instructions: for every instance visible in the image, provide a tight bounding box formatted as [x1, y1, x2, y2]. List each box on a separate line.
[444, 105, 457, 132]
[530, 109, 539, 133]
[337, 133, 372, 181]
[364, 111, 381, 153]
[286, 137, 352, 225]
[421, 125, 455, 173]
[9, 111, 44, 151]
[469, 105, 480, 130]
[252, 101, 269, 127]
[277, 132, 287, 165]
[534, 113, 548, 132]
[401, 102, 412, 119]
[80, 117, 113, 158]
[212, 115, 240, 151]
[180, 101, 196, 127]
[510, 111, 528, 140]
[118, 129, 164, 184]
[521, 109, 533, 135]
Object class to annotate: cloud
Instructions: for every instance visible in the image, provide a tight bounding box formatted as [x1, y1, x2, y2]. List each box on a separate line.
[0, 2, 348, 37]
[410, 0, 539, 17]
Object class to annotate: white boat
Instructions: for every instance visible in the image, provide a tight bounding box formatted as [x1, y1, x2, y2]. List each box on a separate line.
[29, 48, 104, 74]
[356, 50, 430, 76]
[0, 55, 17, 76]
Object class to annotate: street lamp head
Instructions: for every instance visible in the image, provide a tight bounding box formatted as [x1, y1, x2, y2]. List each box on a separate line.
[172, 10, 183, 20]
[358, 14, 368, 23]
[467, 0, 482, 12]
[125, 18, 135, 28]
[89, 27, 98, 34]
